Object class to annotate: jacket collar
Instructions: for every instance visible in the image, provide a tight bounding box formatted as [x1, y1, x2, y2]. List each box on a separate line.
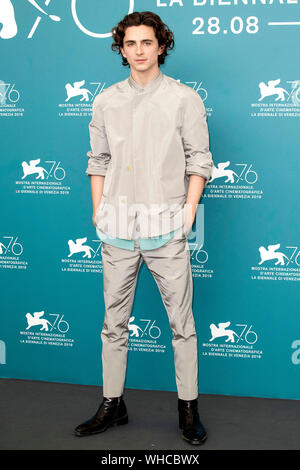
[128, 69, 163, 94]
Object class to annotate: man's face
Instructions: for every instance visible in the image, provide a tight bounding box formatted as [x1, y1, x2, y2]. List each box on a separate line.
[120, 25, 165, 73]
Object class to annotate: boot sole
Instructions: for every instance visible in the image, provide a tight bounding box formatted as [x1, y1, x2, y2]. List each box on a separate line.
[181, 432, 207, 445]
[74, 415, 128, 437]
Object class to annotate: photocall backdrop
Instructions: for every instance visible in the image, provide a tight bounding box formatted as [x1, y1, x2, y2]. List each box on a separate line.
[1, 0, 300, 400]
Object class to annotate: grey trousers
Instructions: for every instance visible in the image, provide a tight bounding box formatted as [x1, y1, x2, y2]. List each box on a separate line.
[100, 232, 199, 400]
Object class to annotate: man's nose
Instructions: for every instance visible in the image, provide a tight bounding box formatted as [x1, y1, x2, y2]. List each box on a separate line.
[136, 44, 144, 54]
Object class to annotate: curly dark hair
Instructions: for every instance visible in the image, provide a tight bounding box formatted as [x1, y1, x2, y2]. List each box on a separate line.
[111, 11, 175, 67]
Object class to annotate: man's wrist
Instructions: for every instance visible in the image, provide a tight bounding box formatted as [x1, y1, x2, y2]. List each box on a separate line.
[185, 201, 198, 217]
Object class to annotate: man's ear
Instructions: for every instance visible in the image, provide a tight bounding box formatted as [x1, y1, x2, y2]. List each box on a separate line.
[120, 46, 126, 59]
[158, 44, 165, 56]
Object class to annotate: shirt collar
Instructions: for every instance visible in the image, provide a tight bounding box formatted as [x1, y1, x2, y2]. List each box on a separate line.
[128, 69, 163, 94]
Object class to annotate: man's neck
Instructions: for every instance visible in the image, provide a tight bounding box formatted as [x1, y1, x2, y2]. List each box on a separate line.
[129, 66, 160, 88]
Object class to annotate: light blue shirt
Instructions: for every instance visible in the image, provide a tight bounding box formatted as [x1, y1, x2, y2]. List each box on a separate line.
[96, 227, 180, 251]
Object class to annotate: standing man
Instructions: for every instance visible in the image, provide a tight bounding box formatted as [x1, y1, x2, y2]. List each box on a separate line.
[75, 11, 214, 445]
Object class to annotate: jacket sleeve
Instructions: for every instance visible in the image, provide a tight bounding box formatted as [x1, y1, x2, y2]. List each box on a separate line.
[85, 94, 111, 176]
[181, 90, 214, 186]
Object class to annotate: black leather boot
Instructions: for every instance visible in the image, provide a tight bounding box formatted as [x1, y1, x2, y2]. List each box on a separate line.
[178, 397, 207, 445]
[74, 395, 128, 436]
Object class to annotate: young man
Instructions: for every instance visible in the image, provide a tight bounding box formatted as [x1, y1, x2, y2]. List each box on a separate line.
[74, 11, 214, 445]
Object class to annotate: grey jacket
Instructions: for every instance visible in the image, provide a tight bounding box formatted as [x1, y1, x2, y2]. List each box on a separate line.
[86, 69, 214, 239]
